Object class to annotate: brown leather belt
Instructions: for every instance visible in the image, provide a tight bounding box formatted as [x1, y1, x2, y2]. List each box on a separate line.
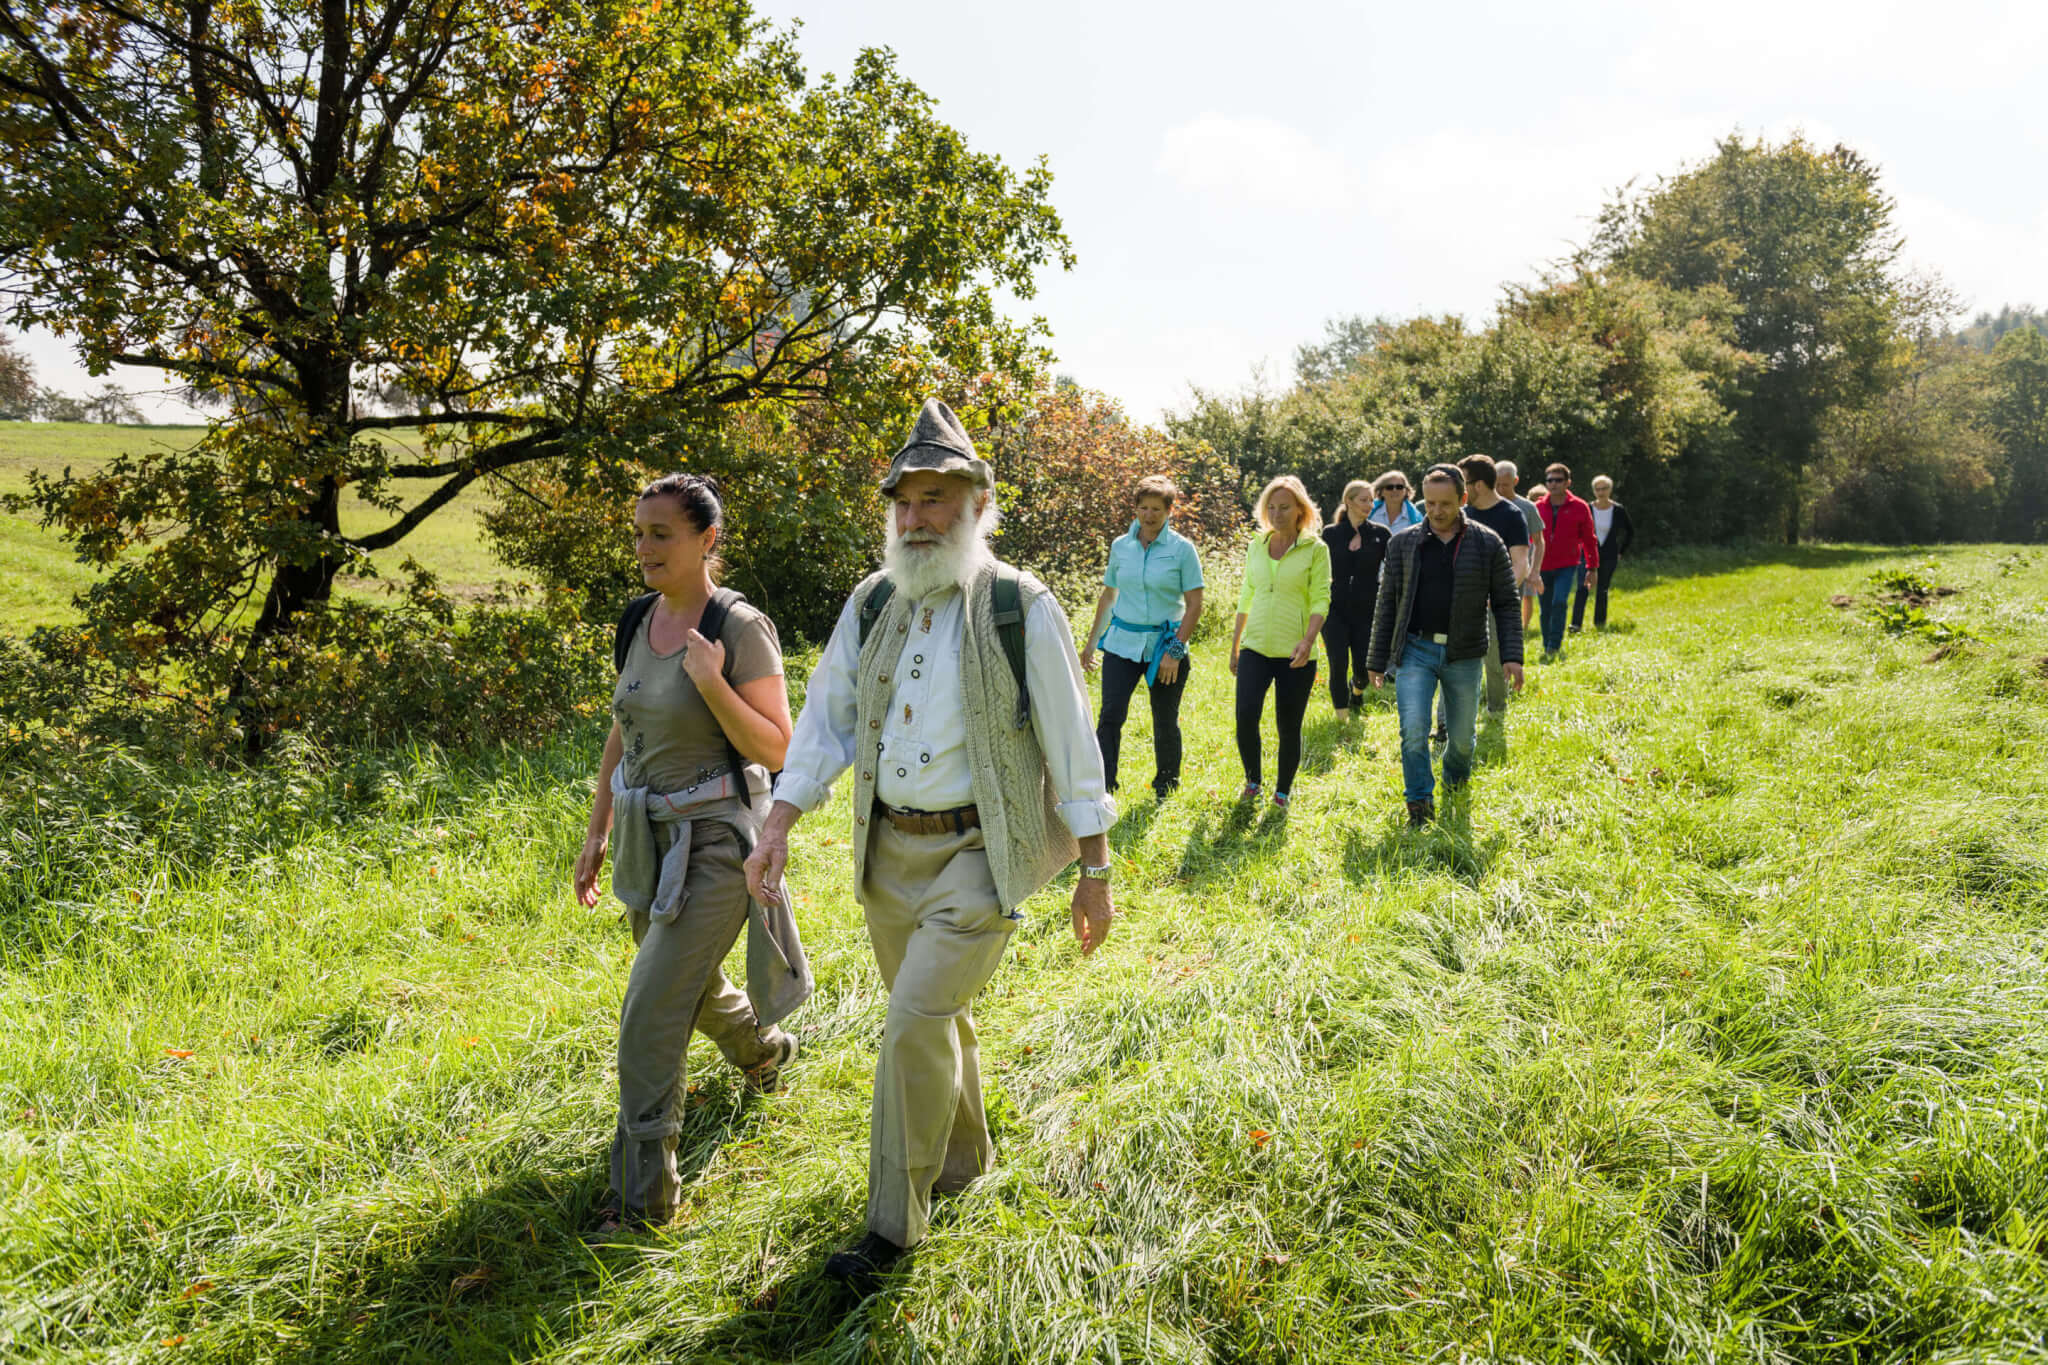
[874, 801, 981, 835]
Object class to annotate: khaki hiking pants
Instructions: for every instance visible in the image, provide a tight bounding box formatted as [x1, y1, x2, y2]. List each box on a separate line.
[611, 819, 789, 1221]
[860, 819, 1018, 1248]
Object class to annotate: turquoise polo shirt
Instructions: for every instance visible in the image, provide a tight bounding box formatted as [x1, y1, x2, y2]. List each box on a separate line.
[1098, 522, 1204, 663]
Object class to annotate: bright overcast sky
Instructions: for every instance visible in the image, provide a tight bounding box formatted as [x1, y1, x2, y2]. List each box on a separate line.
[13, 0, 2046, 423]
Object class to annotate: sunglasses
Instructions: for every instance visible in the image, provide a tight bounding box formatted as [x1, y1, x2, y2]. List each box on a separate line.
[1545, 476, 1567, 484]
[1382, 485, 1407, 493]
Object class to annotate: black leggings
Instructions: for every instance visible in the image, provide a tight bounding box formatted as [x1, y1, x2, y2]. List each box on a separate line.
[1095, 649, 1190, 794]
[1235, 649, 1317, 794]
[1572, 554, 1619, 628]
[1321, 610, 1372, 710]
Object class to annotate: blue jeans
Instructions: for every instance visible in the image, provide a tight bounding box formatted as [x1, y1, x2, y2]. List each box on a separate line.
[1394, 637, 1482, 803]
[1539, 567, 1580, 654]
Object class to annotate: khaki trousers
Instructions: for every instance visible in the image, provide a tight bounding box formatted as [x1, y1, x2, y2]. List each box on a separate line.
[611, 820, 787, 1220]
[860, 820, 1018, 1248]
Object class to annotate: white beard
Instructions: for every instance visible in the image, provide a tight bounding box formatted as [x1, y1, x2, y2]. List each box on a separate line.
[883, 502, 996, 601]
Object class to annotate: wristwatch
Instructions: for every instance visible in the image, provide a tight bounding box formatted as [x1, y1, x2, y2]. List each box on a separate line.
[1079, 862, 1112, 883]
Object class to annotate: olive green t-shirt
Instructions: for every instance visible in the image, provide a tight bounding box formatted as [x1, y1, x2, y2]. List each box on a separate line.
[613, 600, 784, 796]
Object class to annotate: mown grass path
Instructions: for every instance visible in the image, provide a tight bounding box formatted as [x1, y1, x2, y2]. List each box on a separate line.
[4, 545, 2046, 1362]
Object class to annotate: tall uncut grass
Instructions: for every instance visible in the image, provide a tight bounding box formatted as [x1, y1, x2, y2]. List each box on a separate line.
[4, 543, 2047, 1363]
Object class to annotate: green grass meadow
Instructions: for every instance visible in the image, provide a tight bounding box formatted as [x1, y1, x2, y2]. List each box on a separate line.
[5, 508, 2048, 1356]
[1, 422, 503, 628]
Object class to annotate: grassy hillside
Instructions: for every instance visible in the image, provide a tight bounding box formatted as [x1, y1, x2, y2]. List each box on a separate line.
[3, 545, 2046, 1362]
[0, 422, 505, 628]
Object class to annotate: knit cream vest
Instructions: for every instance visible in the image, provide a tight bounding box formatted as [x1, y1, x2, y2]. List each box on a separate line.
[848, 562, 1079, 911]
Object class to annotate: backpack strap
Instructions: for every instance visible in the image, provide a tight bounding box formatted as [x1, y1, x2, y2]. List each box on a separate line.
[696, 587, 756, 789]
[991, 564, 1030, 730]
[613, 593, 658, 673]
[857, 576, 897, 648]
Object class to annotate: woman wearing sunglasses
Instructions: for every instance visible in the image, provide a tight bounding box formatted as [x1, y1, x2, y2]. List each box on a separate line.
[1368, 471, 1423, 532]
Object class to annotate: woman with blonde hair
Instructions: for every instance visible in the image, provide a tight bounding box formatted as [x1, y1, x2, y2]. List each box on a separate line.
[1368, 470, 1423, 531]
[1229, 475, 1331, 809]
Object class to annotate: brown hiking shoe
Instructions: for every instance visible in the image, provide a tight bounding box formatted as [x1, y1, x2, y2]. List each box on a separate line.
[1406, 799, 1435, 827]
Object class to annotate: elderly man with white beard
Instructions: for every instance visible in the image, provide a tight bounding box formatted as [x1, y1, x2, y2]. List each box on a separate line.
[744, 398, 1116, 1293]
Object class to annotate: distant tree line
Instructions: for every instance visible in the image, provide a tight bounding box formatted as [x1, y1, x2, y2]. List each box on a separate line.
[1169, 135, 2048, 547]
[0, 336, 147, 423]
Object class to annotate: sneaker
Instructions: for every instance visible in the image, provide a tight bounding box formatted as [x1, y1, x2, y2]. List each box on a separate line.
[1430, 723, 1448, 744]
[1238, 782, 1262, 801]
[743, 1031, 798, 1096]
[823, 1231, 906, 1296]
[1154, 781, 1178, 801]
[1272, 790, 1290, 811]
[1406, 799, 1435, 827]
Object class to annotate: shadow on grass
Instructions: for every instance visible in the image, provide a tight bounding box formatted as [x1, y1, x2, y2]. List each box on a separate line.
[1623, 543, 1908, 592]
[1339, 793, 1504, 888]
[1175, 795, 1292, 884]
[277, 1090, 778, 1364]
[1107, 793, 1161, 855]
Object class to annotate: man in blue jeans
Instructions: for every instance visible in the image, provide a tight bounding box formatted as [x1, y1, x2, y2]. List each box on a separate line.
[1366, 465, 1525, 826]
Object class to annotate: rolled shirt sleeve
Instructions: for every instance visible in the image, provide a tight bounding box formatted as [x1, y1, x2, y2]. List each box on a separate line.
[771, 592, 863, 814]
[1024, 592, 1116, 839]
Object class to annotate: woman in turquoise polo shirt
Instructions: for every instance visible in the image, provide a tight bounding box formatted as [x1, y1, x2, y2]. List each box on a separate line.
[1230, 475, 1331, 809]
[1082, 475, 1206, 799]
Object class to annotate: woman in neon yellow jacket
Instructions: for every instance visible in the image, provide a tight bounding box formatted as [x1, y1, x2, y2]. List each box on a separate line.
[1230, 475, 1331, 809]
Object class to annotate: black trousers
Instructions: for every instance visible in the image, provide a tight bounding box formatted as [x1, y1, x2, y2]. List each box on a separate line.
[1572, 554, 1619, 628]
[1235, 649, 1317, 794]
[1096, 649, 1190, 794]
[1321, 609, 1373, 710]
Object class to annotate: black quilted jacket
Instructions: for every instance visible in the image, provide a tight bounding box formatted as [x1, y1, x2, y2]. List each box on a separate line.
[1366, 512, 1524, 672]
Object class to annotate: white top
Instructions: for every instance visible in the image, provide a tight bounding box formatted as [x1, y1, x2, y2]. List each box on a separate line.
[1593, 504, 1615, 543]
[775, 583, 1115, 838]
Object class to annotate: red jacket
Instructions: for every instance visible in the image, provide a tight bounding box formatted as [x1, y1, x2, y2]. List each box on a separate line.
[1539, 493, 1600, 572]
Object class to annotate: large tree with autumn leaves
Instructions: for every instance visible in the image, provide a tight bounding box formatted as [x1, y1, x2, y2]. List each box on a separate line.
[0, 0, 1068, 709]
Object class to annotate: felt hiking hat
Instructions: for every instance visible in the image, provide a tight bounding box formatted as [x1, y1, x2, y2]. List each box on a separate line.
[880, 398, 994, 494]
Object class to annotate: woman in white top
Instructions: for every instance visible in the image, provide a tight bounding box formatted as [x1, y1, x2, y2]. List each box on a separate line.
[1368, 470, 1424, 532]
[1571, 475, 1635, 631]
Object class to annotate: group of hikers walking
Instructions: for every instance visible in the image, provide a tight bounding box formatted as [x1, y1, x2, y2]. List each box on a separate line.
[572, 397, 1636, 1292]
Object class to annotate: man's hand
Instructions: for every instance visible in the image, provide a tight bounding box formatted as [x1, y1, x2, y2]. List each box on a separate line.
[745, 802, 801, 908]
[1071, 876, 1114, 955]
[1504, 662, 1525, 692]
[1155, 653, 1180, 685]
[1368, 671, 1385, 689]
[1228, 648, 1241, 677]
[1288, 635, 1314, 668]
[1080, 644, 1098, 675]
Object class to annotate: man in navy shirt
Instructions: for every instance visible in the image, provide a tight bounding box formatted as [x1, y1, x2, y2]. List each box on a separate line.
[1455, 453, 1528, 716]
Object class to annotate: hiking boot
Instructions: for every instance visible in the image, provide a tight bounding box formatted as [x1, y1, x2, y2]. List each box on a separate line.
[1406, 799, 1435, 827]
[823, 1231, 906, 1296]
[1430, 723, 1448, 744]
[743, 1031, 798, 1096]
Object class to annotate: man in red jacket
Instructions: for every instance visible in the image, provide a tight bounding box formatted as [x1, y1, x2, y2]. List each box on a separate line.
[1536, 463, 1599, 656]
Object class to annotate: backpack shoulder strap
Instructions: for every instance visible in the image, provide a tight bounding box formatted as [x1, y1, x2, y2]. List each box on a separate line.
[856, 576, 896, 648]
[991, 564, 1030, 730]
[697, 587, 743, 662]
[696, 586, 759, 788]
[613, 593, 659, 673]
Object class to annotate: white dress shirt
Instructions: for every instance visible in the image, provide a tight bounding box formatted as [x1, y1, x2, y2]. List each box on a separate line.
[776, 583, 1115, 838]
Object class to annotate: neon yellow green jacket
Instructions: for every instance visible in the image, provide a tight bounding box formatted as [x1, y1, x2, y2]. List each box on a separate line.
[1235, 530, 1332, 656]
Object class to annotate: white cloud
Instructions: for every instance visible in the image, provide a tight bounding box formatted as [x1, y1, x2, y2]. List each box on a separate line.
[1155, 113, 1362, 214]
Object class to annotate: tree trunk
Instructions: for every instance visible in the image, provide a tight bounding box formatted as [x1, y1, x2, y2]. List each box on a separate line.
[231, 353, 353, 750]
